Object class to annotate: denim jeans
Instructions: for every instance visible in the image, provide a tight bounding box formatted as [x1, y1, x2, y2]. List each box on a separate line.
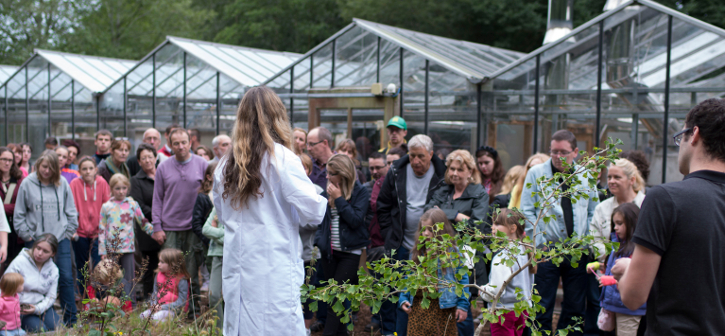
[71, 237, 100, 292]
[0, 329, 26, 336]
[21, 308, 61, 333]
[534, 257, 587, 336]
[371, 269, 398, 335]
[394, 246, 410, 336]
[25, 238, 76, 326]
[457, 305, 474, 336]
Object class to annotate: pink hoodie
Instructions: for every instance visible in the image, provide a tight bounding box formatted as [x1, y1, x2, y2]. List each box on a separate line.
[0, 294, 21, 330]
[70, 175, 110, 238]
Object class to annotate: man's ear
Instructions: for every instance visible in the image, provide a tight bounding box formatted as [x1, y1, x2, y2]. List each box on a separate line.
[689, 126, 701, 146]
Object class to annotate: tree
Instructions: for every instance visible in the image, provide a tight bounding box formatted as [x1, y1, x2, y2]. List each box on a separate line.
[304, 140, 623, 336]
[0, 0, 80, 64]
[60, 0, 213, 60]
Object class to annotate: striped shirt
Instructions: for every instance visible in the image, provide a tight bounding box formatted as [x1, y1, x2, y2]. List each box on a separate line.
[330, 207, 363, 255]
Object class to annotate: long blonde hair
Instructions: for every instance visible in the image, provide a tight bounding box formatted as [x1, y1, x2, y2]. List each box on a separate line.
[222, 86, 293, 209]
[326, 154, 356, 206]
[444, 149, 481, 185]
[611, 159, 645, 193]
[512, 153, 550, 205]
[499, 165, 525, 196]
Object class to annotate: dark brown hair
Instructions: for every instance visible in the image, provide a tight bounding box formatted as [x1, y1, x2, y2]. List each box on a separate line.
[195, 145, 215, 160]
[222, 86, 293, 209]
[611, 203, 639, 258]
[199, 162, 218, 194]
[156, 248, 191, 279]
[684, 98, 725, 162]
[551, 130, 578, 151]
[619, 150, 650, 182]
[475, 147, 504, 200]
[94, 129, 112, 140]
[493, 208, 536, 273]
[0, 147, 23, 180]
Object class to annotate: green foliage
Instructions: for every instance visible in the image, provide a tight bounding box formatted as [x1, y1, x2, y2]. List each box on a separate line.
[305, 139, 624, 336]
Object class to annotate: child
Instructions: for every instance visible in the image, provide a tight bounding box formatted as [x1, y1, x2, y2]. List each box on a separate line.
[55, 146, 80, 184]
[140, 248, 190, 322]
[85, 259, 128, 312]
[98, 173, 154, 306]
[191, 162, 217, 293]
[599, 203, 645, 335]
[482, 208, 535, 336]
[0, 273, 25, 335]
[70, 157, 110, 294]
[399, 208, 470, 336]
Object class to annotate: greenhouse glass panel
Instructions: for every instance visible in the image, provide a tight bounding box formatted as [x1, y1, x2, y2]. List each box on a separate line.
[99, 80, 126, 139]
[49, 70, 75, 141]
[154, 44, 185, 133]
[219, 73, 239, 135]
[73, 85, 98, 156]
[185, 52, 218, 136]
[312, 44, 333, 88]
[27, 57, 51, 155]
[125, 58, 154, 137]
[333, 26, 378, 87]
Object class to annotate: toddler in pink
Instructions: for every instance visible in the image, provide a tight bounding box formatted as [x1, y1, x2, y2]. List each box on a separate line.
[0, 273, 25, 335]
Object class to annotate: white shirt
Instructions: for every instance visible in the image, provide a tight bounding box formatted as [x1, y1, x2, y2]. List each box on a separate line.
[213, 144, 326, 336]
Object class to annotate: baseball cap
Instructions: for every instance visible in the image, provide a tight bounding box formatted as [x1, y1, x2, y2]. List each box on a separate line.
[386, 116, 407, 130]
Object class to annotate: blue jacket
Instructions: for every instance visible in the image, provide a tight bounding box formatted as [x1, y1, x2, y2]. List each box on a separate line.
[315, 181, 370, 257]
[601, 233, 646, 315]
[399, 259, 471, 311]
[521, 159, 599, 247]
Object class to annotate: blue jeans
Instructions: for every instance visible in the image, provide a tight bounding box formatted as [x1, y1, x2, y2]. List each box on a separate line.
[21, 309, 60, 333]
[534, 257, 587, 336]
[0, 329, 26, 336]
[371, 268, 398, 335]
[72, 237, 100, 293]
[25, 238, 76, 326]
[394, 246, 410, 336]
[457, 305, 474, 336]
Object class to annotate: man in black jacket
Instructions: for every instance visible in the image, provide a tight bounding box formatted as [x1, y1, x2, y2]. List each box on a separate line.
[376, 134, 446, 336]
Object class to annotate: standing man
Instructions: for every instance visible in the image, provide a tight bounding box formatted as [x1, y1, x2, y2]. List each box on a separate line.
[151, 127, 208, 318]
[363, 151, 395, 335]
[520, 130, 599, 335]
[158, 124, 179, 160]
[188, 128, 201, 151]
[613, 98, 725, 335]
[93, 130, 113, 164]
[376, 134, 447, 336]
[379, 116, 408, 155]
[211, 134, 231, 163]
[127, 128, 167, 176]
[306, 127, 334, 189]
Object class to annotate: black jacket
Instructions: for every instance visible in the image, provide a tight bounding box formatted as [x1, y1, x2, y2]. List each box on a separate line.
[192, 193, 213, 246]
[424, 183, 489, 232]
[315, 182, 370, 257]
[129, 170, 161, 251]
[487, 193, 511, 224]
[376, 154, 447, 251]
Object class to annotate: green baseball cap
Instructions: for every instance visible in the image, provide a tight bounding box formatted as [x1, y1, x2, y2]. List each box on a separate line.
[386, 116, 407, 130]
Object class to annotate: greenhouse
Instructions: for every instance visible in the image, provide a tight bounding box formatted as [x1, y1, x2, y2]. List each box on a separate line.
[99, 36, 301, 146]
[484, 0, 725, 184]
[262, 18, 526, 160]
[0, 50, 136, 157]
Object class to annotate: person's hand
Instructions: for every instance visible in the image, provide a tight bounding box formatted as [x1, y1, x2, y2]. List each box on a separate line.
[454, 213, 470, 222]
[327, 183, 342, 200]
[72, 233, 79, 241]
[0, 245, 6, 263]
[611, 257, 631, 281]
[21, 304, 35, 315]
[152, 231, 166, 245]
[211, 219, 218, 228]
[456, 308, 468, 322]
[400, 301, 411, 314]
[101, 255, 106, 260]
[366, 246, 386, 262]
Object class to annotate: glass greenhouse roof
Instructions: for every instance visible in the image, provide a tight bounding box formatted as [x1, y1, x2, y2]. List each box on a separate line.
[0, 66, 18, 84]
[34, 50, 137, 93]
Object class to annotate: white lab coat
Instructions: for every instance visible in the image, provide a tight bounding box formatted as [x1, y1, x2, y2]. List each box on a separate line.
[213, 144, 326, 336]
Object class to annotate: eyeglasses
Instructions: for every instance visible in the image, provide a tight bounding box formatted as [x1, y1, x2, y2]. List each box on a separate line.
[550, 150, 573, 156]
[0, 158, 12, 163]
[307, 140, 324, 148]
[673, 128, 691, 147]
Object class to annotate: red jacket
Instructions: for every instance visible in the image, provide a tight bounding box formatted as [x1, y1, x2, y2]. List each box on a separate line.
[0, 294, 21, 330]
[0, 176, 23, 231]
[70, 176, 110, 238]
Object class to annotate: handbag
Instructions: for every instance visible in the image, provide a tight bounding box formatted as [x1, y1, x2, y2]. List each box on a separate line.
[597, 308, 615, 331]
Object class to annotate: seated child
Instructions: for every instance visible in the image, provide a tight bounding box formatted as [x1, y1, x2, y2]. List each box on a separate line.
[139, 248, 190, 322]
[0, 273, 25, 336]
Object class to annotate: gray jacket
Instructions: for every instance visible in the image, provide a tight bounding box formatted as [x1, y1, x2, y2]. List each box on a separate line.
[14, 172, 78, 242]
[5, 248, 59, 315]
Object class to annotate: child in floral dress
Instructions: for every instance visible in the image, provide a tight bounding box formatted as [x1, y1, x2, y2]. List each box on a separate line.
[99, 174, 154, 306]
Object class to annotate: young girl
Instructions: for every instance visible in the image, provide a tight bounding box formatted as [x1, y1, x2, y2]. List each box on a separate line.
[399, 208, 470, 336]
[85, 259, 127, 312]
[98, 174, 154, 306]
[0, 273, 25, 335]
[54, 146, 80, 185]
[140, 248, 190, 321]
[482, 208, 535, 336]
[70, 157, 110, 292]
[5, 234, 60, 333]
[599, 203, 645, 335]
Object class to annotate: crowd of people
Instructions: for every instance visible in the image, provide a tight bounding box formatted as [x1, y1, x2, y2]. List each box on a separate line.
[0, 87, 721, 336]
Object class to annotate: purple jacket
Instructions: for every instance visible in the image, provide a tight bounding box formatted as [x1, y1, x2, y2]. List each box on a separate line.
[152, 154, 208, 232]
[601, 233, 646, 315]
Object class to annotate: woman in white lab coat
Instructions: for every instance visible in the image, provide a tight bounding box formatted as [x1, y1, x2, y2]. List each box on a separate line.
[213, 86, 327, 336]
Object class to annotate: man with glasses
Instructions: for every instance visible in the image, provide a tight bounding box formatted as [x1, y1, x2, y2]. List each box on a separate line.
[379, 117, 408, 155]
[520, 129, 599, 335]
[612, 98, 725, 335]
[307, 127, 334, 189]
